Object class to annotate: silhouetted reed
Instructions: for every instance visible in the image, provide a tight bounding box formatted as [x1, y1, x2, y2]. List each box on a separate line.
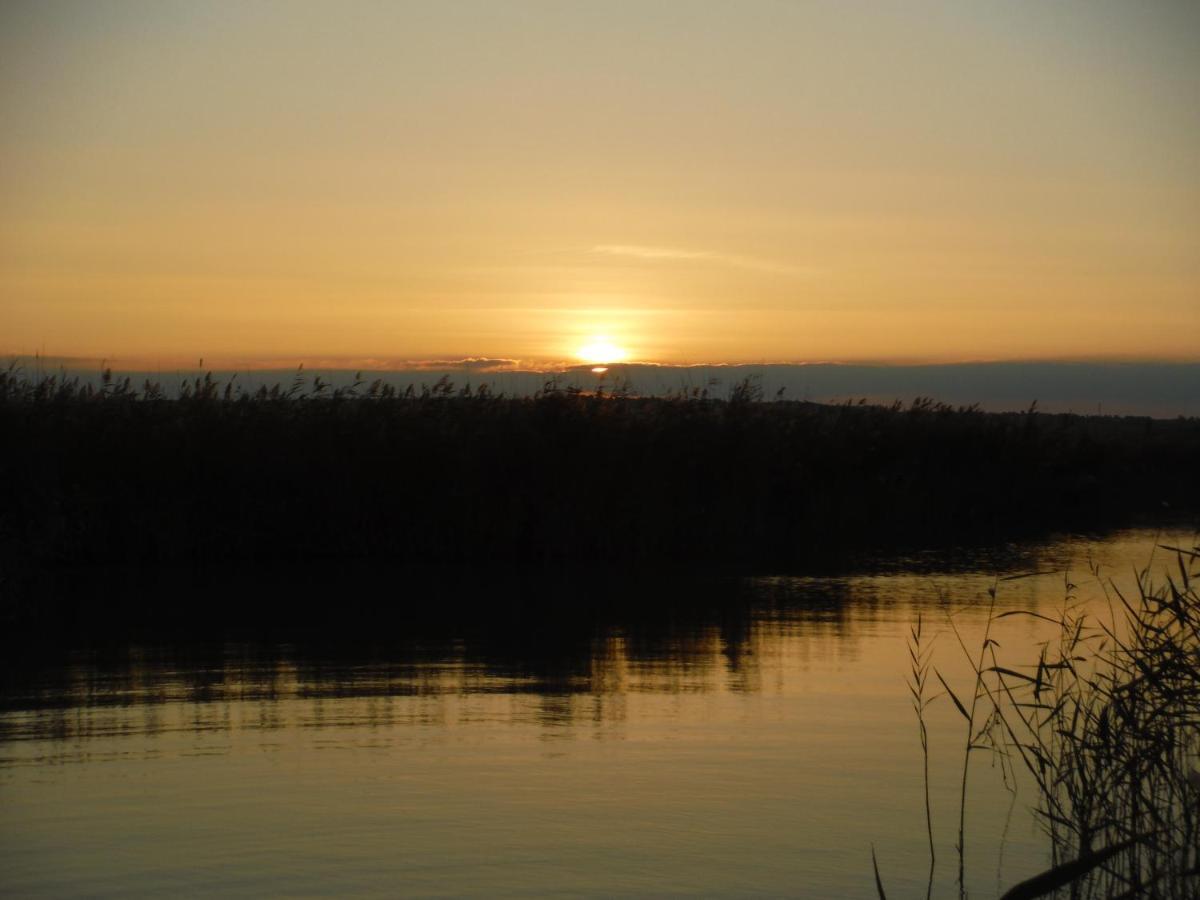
[1, 363, 1197, 621]
[991, 546, 1200, 898]
[884, 544, 1200, 899]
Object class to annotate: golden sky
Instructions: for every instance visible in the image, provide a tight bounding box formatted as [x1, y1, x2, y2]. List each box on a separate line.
[2, 1, 1198, 367]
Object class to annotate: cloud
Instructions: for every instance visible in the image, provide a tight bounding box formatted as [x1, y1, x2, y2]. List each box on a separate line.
[359, 357, 525, 373]
[140, 356, 531, 373]
[590, 244, 815, 276]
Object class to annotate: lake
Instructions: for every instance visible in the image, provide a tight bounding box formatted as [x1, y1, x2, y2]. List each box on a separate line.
[1, 527, 1193, 897]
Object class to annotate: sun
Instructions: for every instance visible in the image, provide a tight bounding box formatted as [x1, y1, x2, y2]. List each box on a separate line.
[575, 337, 628, 365]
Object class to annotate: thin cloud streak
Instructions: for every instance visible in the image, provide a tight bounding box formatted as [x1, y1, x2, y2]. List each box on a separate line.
[590, 245, 818, 277]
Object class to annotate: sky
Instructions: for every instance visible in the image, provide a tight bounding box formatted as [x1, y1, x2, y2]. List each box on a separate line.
[2, 0, 1198, 368]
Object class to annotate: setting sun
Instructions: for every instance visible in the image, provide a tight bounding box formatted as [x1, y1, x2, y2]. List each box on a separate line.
[576, 338, 628, 365]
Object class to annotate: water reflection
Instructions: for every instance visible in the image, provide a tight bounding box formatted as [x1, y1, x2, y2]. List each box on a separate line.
[2, 528, 1187, 750]
[1, 528, 1194, 899]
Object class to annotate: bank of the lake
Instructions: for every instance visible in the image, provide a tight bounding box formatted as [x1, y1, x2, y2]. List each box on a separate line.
[3, 370, 1198, 623]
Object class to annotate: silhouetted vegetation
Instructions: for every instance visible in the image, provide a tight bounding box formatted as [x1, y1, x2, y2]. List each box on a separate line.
[2, 365, 1198, 620]
[887, 544, 1200, 899]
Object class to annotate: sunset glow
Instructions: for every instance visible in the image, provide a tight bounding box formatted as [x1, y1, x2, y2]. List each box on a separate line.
[3, 6, 1199, 898]
[1, 2, 1197, 366]
[576, 339, 628, 366]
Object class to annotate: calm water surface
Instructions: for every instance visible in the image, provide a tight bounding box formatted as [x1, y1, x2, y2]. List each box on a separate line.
[1, 528, 1194, 898]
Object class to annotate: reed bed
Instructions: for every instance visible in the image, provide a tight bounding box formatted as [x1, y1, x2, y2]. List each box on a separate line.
[1, 365, 1197, 620]
[890, 543, 1200, 899]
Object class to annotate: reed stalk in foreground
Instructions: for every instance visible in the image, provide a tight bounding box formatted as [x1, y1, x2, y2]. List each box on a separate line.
[987, 543, 1200, 899]
[880, 542, 1200, 899]
[937, 582, 1001, 898]
[907, 613, 937, 900]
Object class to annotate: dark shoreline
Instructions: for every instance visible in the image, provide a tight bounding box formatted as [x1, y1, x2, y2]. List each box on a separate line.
[3, 372, 1198, 622]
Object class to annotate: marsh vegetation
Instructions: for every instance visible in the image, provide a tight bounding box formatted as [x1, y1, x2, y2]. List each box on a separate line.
[888, 544, 1200, 899]
[2, 365, 1197, 622]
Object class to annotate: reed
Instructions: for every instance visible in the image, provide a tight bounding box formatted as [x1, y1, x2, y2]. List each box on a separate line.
[937, 581, 1003, 895]
[1, 363, 1198, 621]
[990, 544, 1200, 898]
[891, 543, 1200, 899]
[907, 613, 937, 900]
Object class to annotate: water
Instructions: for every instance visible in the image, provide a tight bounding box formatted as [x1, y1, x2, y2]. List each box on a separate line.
[1, 528, 1194, 897]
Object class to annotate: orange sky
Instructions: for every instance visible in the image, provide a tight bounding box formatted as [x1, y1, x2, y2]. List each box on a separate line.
[2, 1, 1198, 368]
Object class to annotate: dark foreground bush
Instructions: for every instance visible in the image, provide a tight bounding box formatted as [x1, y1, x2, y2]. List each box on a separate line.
[1, 368, 1198, 612]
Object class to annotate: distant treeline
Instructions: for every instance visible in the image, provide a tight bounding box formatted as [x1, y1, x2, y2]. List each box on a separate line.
[1, 367, 1197, 610]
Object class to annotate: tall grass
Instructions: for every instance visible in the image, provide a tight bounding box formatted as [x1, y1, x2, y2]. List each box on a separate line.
[990, 544, 1200, 898]
[907, 613, 937, 899]
[890, 543, 1200, 899]
[1, 363, 1198, 621]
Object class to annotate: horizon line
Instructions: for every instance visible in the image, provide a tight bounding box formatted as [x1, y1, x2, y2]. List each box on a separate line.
[6, 352, 1200, 375]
